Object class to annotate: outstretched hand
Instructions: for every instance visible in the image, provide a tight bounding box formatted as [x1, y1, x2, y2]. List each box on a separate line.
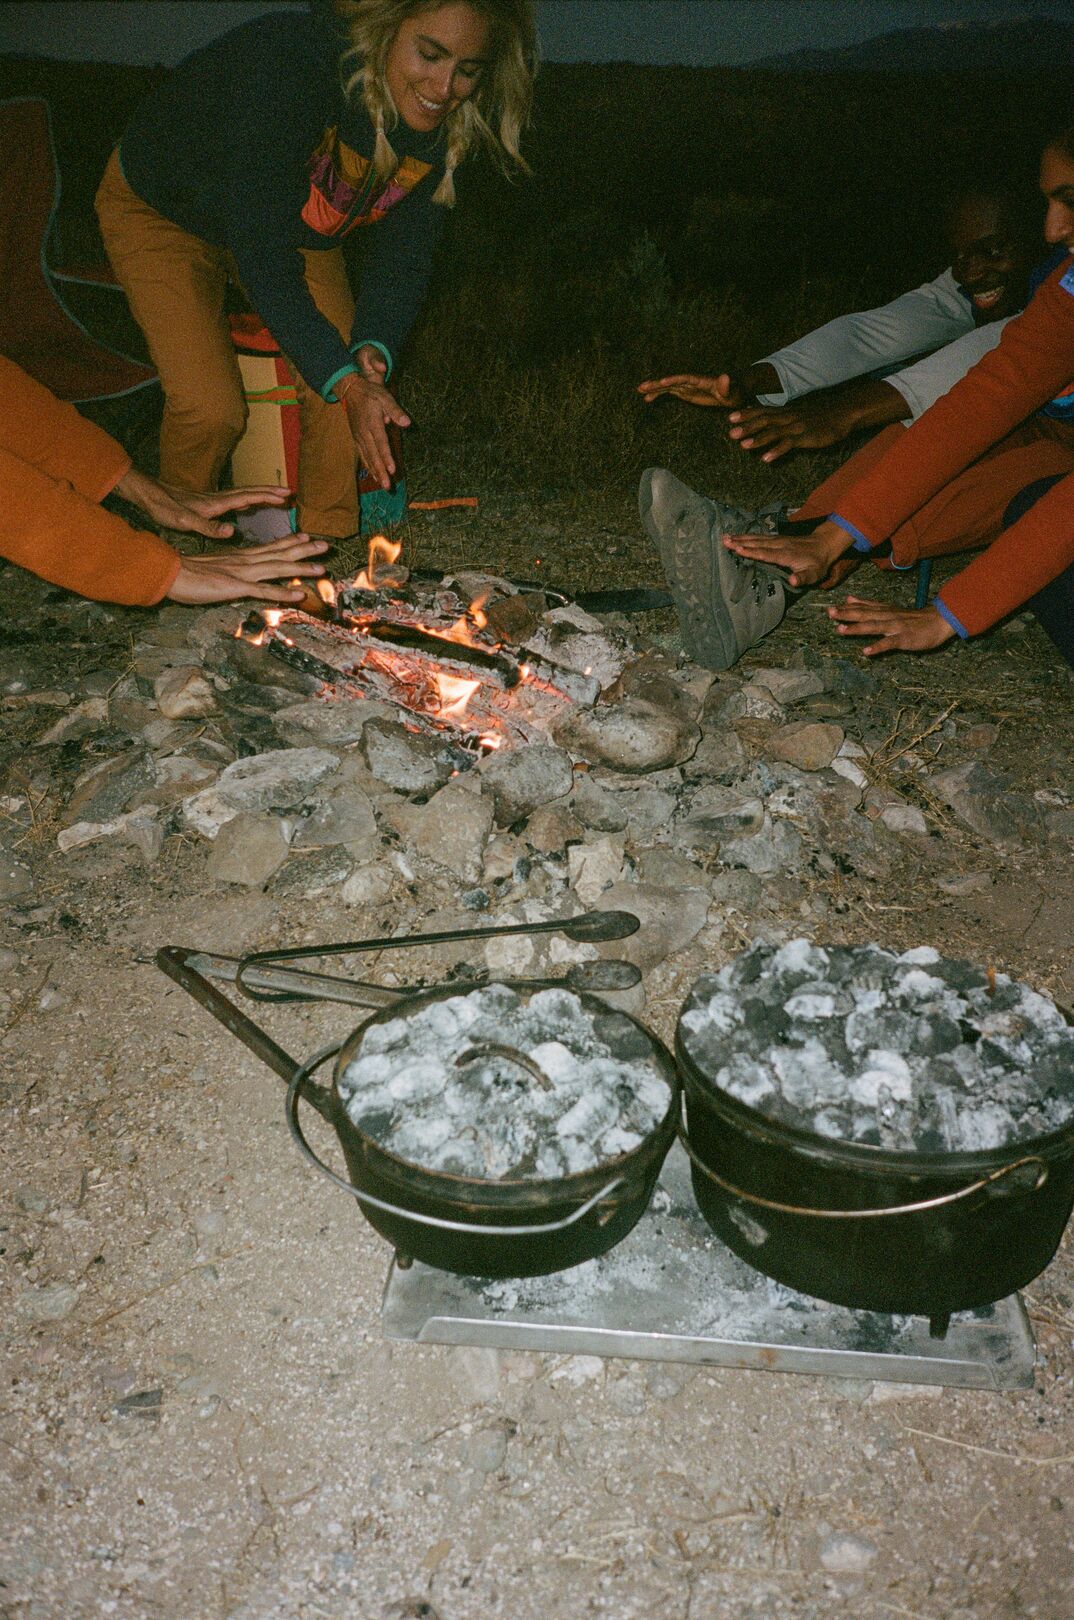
[637, 371, 749, 410]
[165, 534, 329, 606]
[721, 520, 852, 590]
[114, 466, 292, 540]
[339, 349, 411, 491]
[827, 596, 955, 656]
[727, 392, 859, 462]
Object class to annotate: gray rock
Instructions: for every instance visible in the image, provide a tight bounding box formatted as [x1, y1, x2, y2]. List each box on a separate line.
[608, 656, 700, 724]
[64, 749, 155, 825]
[185, 604, 251, 653]
[933, 870, 992, 896]
[57, 808, 164, 863]
[588, 772, 679, 838]
[269, 844, 355, 899]
[553, 697, 699, 774]
[361, 719, 459, 793]
[273, 698, 394, 748]
[223, 635, 321, 694]
[567, 835, 626, 905]
[33, 697, 109, 746]
[595, 881, 710, 970]
[819, 1532, 877, 1574]
[525, 803, 584, 853]
[880, 803, 929, 836]
[927, 761, 1042, 845]
[0, 844, 33, 901]
[478, 743, 574, 826]
[676, 785, 764, 846]
[154, 667, 217, 720]
[709, 868, 763, 907]
[291, 785, 377, 850]
[524, 607, 632, 691]
[17, 1282, 78, 1322]
[207, 813, 291, 886]
[636, 848, 709, 890]
[571, 774, 628, 832]
[765, 720, 844, 771]
[683, 728, 749, 784]
[465, 1426, 509, 1475]
[746, 666, 826, 705]
[139, 753, 219, 809]
[482, 833, 527, 881]
[713, 685, 785, 725]
[340, 862, 394, 908]
[720, 813, 805, 875]
[390, 779, 494, 882]
[183, 748, 340, 838]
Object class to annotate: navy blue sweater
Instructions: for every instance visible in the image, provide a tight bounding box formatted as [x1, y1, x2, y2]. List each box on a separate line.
[119, 7, 446, 396]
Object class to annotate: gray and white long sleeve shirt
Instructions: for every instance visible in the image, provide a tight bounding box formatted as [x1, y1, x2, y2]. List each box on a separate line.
[755, 270, 1010, 420]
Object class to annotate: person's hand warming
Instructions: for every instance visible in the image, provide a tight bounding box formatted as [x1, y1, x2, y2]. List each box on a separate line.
[113, 466, 292, 540]
[164, 534, 329, 605]
[827, 597, 955, 656]
[638, 371, 751, 409]
[337, 348, 411, 491]
[721, 519, 853, 589]
[727, 379, 908, 463]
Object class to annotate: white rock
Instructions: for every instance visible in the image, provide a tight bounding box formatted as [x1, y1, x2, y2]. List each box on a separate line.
[182, 748, 339, 838]
[154, 666, 217, 719]
[819, 1532, 877, 1574]
[567, 836, 626, 906]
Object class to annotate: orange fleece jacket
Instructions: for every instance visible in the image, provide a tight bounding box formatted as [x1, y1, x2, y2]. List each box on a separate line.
[0, 356, 180, 605]
[830, 259, 1074, 637]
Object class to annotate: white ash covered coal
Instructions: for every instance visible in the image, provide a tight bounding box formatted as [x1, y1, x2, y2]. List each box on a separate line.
[338, 984, 672, 1180]
[679, 941, 1074, 1153]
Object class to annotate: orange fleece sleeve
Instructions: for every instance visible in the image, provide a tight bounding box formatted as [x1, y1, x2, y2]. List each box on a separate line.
[0, 446, 181, 606]
[826, 261, 1074, 637]
[0, 354, 133, 502]
[937, 470, 1074, 636]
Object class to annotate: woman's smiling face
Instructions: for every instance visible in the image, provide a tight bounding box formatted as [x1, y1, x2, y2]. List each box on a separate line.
[385, 3, 491, 133]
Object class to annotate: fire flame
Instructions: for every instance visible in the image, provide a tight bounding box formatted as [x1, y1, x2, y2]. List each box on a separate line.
[316, 578, 337, 610]
[435, 672, 481, 719]
[352, 534, 404, 592]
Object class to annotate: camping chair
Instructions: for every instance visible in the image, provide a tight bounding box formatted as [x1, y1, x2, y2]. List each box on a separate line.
[0, 96, 156, 403]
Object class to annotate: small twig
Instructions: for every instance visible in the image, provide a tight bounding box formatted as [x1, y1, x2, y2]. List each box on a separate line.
[901, 1425, 1074, 1466]
[0, 964, 52, 1038]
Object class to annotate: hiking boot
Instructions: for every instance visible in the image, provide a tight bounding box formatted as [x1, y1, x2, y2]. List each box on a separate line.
[638, 467, 787, 671]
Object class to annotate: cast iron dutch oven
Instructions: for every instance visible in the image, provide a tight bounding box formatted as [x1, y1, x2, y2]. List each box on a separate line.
[159, 948, 680, 1279]
[676, 997, 1074, 1326]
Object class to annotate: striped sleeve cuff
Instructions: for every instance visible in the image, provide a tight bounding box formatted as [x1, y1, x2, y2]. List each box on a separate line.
[829, 513, 877, 553]
[934, 596, 969, 639]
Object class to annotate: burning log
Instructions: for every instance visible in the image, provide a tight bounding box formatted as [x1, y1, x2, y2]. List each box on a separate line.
[358, 621, 521, 690]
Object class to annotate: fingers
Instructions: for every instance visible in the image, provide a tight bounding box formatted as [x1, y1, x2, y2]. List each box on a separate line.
[234, 535, 329, 563]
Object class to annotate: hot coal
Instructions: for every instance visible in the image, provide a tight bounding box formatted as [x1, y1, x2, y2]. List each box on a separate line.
[338, 984, 672, 1180]
[679, 941, 1074, 1153]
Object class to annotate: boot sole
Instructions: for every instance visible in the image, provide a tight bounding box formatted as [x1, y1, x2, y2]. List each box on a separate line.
[638, 468, 740, 671]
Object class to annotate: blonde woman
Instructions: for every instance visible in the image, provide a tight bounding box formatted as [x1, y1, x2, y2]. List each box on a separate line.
[96, 0, 536, 537]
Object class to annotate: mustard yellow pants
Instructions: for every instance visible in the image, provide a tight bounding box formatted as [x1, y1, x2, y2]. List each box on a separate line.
[95, 149, 358, 537]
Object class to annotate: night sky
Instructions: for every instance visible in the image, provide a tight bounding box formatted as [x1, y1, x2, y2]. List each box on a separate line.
[1, 0, 1071, 68]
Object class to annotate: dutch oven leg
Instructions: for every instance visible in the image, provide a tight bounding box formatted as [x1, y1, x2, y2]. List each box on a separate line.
[928, 1312, 951, 1340]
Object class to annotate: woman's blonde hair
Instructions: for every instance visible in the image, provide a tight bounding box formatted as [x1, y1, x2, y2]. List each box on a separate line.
[336, 0, 537, 205]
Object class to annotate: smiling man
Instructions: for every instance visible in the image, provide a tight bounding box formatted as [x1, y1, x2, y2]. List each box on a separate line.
[639, 183, 1033, 464]
[642, 120, 1074, 672]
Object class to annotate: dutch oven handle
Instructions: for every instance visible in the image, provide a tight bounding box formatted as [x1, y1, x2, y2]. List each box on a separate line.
[156, 946, 337, 1123]
[287, 1047, 625, 1236]
[676, 1127, 1048, 1219]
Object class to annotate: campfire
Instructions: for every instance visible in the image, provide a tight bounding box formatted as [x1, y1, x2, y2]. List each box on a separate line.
[232, 534, 608, 757]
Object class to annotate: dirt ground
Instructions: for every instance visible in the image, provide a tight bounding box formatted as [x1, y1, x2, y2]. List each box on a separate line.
[2, 499, 1074, 1620]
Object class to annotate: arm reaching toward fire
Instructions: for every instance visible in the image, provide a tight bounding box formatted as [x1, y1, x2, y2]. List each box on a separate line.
[0, 354, 329, 608]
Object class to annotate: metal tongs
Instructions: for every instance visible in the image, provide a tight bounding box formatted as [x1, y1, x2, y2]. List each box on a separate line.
[194, 909, 643, 1008]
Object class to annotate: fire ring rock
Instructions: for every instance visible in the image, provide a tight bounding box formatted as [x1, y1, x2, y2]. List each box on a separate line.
[182, 748, 340, 839]
[552, 697, 700, 775]
[477, 744, 574, 826]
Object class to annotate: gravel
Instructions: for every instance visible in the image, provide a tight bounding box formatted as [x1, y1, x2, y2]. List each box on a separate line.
[678, 940, 1074, 1152]
[338, 984, 672, 1179]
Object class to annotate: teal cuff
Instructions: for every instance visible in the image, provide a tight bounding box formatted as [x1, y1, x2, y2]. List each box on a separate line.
[323, 363, 359, 403]
[351, 339, 393, 381]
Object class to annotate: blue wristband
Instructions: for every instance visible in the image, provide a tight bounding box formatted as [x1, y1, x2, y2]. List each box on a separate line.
[351, 339, 393, 382]
[323, 363, 359, 403]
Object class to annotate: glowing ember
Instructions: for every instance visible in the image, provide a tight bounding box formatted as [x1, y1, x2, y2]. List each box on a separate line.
[435, 672, 481, 719]
[352, 534, 404, 591]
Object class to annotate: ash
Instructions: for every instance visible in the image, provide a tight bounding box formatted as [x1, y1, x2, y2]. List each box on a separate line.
[679, 941, 1074, 1153]
[338, 984, 672, 1180]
